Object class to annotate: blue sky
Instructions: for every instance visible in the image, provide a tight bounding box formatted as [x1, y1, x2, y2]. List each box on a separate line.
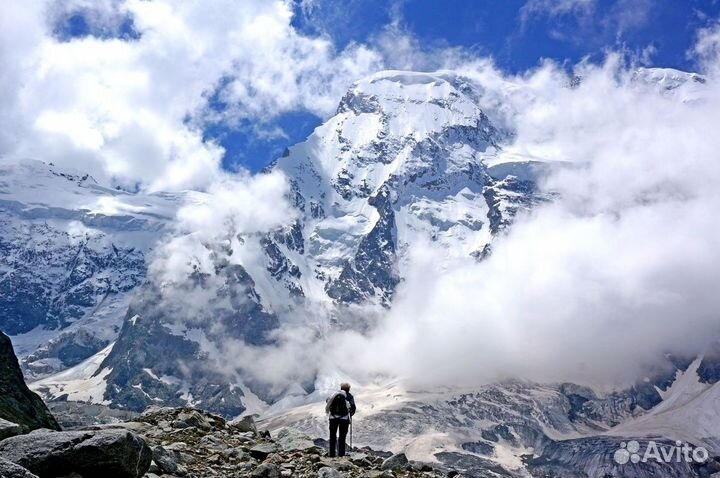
[47, 0, 720, 175]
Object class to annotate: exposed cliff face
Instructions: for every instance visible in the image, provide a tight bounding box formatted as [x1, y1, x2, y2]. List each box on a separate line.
[96, 263, 279, 415]
[268, 71, 551, 309]
[0, 331, 59, 432]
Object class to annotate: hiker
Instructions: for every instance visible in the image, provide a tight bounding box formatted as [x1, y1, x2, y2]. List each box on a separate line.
[325, 382, 356, 457]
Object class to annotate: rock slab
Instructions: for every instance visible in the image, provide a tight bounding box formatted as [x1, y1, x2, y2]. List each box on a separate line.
[0, 418, 22, 441]
[0, 429, 152, 478]
[381, 453, 409, 471]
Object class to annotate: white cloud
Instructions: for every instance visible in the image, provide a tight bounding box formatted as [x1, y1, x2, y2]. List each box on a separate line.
[521, 0, 596, 20]
[149, 170, 295, 286]
[694, 21, 720, 74]
[0, 0, 382, 191]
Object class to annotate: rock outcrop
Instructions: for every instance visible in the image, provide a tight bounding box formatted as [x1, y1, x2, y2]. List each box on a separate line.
[0, 331, 59, 433]
[0, 418, 23, 441]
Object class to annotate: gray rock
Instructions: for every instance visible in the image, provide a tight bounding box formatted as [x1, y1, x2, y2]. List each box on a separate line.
[349, 453, 374, 468]
[249, 442, 280, 460]
[252, 463, 281, 478]
[146, 460, 159, 474]
[152, 445, 178, 474]
[381, 453, 409, 471]
[0, 429, 152, 478]
[221, 447, 245, 460]
[199, 434, 229, 451]
[320, 458, 352, 471]
[276, 428, 317, 452]
[317, 466, 343, 478]
[165, 441, 188, 451]
[0, 458, 39, 478]
[172, 410, 212, 431]
[230, 415, 258, 434]
[0, 417, 22, 441]
[27, 428, 56, 435]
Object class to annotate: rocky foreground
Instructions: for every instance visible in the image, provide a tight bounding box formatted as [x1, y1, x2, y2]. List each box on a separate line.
[0, 406, 453, 478]
[1, 329, 448, 478]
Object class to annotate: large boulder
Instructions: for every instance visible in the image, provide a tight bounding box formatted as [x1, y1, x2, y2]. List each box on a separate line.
[252, 462, 281, 478]
[152, 445, 179, 475]
[0, 417, 22, 441]
[381, 452, 409, 471]
[0, 429, 152, 478]
[317, 467, 343, 478]
[249, 442, 280, 460]
[0, 458, 38, 478]
[276, 428, 320, 453]
[229, 414, 258, 434]
[0, 332, 59, 432]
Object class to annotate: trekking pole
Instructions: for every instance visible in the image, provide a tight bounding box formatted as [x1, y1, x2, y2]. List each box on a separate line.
[350, 417, 353, 450]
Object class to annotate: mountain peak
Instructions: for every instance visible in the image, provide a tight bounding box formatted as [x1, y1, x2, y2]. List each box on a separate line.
[336, 70, 483, 140]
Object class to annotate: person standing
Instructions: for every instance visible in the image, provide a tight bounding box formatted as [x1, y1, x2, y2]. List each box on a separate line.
[325, 382, 356, 457]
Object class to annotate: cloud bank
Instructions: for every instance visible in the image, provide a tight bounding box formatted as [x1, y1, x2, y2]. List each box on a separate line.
[225, 38, 720, 393]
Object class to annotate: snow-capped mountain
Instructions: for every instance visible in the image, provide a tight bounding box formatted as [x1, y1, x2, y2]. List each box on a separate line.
[110, 71, 557, 408]
[0, 159, 181, 379]
[21, 70, 556, 414]
[268, 71, 553, 307]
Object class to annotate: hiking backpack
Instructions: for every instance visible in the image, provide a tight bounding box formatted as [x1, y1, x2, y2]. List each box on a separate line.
[329, 393, 349, 417]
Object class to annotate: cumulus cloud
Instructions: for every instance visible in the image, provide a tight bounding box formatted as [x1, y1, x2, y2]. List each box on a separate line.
[149, 170, 294, 287]
[694, 21, 720, 74]
[0, 0, 382, 191]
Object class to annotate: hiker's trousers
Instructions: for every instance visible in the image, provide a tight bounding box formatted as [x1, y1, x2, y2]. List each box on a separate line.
[328, 418, 349, 457]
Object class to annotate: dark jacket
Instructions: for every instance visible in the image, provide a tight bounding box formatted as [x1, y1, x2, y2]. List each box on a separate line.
[347, 392, 356, 418]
